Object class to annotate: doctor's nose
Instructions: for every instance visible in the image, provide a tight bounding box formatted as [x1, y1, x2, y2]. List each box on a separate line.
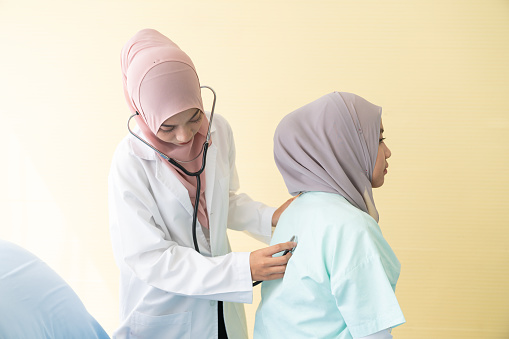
[175, 127, 193, 144]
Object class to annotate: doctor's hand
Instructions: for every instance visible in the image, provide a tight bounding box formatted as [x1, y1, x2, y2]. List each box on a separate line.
[249, 241, 297, 281]
[272, 194, 301, 226]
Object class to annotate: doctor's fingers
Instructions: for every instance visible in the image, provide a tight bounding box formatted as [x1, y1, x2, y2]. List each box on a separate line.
[260, 271, 285, 281]
[254, 260, 289, 280]
[250, 250, 291, 281]
[262, 241, 297, 256]
[266, 252, 293, 266]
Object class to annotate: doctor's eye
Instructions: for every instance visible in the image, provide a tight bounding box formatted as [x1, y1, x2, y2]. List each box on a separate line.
[189, 113, 203, 124]
[160, 127, 176, 133]
[379, 137, 386, 144]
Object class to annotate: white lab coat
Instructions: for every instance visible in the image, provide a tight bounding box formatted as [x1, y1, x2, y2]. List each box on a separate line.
[108, 113, 275, 339]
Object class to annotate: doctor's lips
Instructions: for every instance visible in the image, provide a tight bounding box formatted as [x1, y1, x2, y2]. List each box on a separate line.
[178, 139, 193, 146]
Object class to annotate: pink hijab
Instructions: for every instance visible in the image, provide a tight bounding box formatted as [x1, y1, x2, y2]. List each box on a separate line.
[121, 28, 209, 229]
[273, 92, 382, 222]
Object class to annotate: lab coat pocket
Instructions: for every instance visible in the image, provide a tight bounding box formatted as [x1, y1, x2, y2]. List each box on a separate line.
[129, 311, 191, 339]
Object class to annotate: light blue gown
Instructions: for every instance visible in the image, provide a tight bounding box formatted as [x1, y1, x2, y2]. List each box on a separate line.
[0, 240, 110, 339]
[254, 192, 405, 339]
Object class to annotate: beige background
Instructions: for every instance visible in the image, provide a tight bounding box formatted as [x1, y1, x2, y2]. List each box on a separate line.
[1, 0, 508, 338]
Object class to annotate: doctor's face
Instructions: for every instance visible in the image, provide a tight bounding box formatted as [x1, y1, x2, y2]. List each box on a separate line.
[371, 120, 391, 188]
[156, 108, 204, 145]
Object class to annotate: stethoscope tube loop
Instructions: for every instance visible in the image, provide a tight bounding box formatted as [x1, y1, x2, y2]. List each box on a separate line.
[167, 141, 209, 177]
[126, 86, 217, 254]
[200, 86, 216, 144]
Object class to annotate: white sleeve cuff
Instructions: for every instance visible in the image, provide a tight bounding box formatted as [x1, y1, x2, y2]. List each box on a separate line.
[357, 328, 393, 339]
[233, 251, 254, 304]
[262, 207, 277, 232]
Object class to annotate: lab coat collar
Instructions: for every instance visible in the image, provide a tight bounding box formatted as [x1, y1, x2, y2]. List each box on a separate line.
[128, 128, 158, 160]
[129, 114, 218, 221]
[151, 140, 218, 225]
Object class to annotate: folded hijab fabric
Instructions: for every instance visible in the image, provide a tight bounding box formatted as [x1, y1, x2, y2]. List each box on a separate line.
[121, 28, 209, 229]
[273, 92, 382, 222]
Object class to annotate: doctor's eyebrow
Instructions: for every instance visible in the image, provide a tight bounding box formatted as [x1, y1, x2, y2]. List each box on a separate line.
[380, 128, 384, 134]
[161, 109, 201, 127]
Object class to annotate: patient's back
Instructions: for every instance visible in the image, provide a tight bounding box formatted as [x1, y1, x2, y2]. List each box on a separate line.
[253, 192, 404, 339]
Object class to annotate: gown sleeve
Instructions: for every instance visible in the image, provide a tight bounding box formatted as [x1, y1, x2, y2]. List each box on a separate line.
[328, 214, 406, 338]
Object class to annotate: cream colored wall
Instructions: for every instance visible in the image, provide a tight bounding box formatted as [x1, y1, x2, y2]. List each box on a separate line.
[1, 0, 508, 338]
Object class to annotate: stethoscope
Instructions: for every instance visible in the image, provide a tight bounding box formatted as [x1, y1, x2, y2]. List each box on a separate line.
[128, 86, 297, 288]
[127, 85, 216, 254]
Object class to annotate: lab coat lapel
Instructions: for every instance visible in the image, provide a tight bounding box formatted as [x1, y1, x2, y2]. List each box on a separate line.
[130, 128, 195, 217]
[204, 112, 218, 218]
[204, 141, 217, 217]
[155, 158, 195, 217]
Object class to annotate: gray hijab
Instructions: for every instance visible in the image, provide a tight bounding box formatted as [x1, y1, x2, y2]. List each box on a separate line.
[274, 92, 382, 221]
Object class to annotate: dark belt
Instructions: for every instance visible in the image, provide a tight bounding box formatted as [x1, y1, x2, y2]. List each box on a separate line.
[218, 301, 228, 339]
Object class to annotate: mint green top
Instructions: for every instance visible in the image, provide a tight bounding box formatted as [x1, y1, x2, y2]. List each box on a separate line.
[254, 192, 405, 339]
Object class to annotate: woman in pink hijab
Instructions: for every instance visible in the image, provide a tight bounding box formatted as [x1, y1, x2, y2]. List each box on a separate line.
[108, 29, 296, 339]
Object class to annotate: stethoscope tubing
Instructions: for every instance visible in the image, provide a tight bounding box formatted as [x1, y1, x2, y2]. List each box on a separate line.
[126, 86, 216, 253]
[127, 86, 276, 288]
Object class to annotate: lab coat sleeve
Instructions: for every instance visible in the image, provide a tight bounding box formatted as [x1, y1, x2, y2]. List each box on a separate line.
[108, 148, 253, 303]
[222, 119, 275, 245]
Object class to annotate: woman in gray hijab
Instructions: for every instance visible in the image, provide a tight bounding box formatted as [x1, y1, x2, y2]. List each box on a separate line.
[254, 92, 405, 339]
